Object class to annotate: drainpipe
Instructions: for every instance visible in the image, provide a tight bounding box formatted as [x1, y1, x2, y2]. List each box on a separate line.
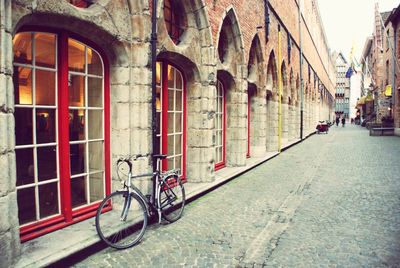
[392, 27, 396, 118]
[278, 25, 282, 152]
[151, 0, 158, 204]
[298, 0, 304, 140]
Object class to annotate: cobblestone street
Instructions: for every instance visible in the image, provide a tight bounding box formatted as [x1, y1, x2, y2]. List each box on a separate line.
[71, 126, 400, 267]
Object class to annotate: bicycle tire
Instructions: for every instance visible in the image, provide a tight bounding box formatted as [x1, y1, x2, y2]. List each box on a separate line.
[158, 174, 185, 223]
[96, 191, 148, 249]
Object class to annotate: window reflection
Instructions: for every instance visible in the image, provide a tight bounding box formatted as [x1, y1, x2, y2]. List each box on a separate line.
[16, 148, 34, 186]
[35, 33, 56, 68]
[15, 108, 33, 146]
[13, 32, 33, 65]
[36, 70, 56, 106]
[14, 67, 33, 105]
[70, 143, 86, 175]
[68, 39, 85, 73]
[36, 109, 56, 144]
[71, 176, 87, 208]
[69, 109, 85, 141]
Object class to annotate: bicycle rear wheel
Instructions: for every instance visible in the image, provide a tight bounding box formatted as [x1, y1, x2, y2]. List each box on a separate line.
[158, 174, 185, 223]
[96, 191, 148, 249]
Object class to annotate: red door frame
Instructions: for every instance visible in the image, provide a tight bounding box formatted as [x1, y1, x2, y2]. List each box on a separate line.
[16, 27, 111, 242]
[159, 60, 187, 179]
[215, 80, 226, 170]
[247, 90, 251, 158]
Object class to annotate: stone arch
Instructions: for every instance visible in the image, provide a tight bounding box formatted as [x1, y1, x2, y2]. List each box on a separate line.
[280, 60, 289, 143]
[13, 13, 130, 68]
[266, 50, 278, 98]
[216, 7, 245, 75]
[247, 34, 266, 157]
[265, 50, 278, 152]
[247, 34, 264, 87]
[217, 70, 246, 167]
[12, 10, 138, 181]
[157, 51, 215, 183]
[157, 0, 213, 49]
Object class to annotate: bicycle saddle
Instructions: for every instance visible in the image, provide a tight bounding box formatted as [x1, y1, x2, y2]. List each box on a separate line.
[153, 154, 167, 159]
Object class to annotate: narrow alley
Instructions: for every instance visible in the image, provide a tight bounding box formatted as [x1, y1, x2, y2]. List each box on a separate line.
[68, 126, 400, 267]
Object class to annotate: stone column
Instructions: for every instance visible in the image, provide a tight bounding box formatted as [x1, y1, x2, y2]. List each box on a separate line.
[281, 101, 289, 145]
[250, 93, 267, 157]
[187, 82, 215, 182]
[0, 1, 21, 266]
[268, 99, 279, 152]
[226, 89, 247, 166]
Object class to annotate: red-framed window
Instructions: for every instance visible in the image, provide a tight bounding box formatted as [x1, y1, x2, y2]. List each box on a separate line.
[68, 0, 94, 8]
[164, 0, 186, 44]
[215, 80, 226, 170]
[155, 61, 186, 178]
[13, 29, 110, 242]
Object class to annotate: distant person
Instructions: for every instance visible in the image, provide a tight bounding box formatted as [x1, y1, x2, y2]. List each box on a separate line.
[336, 117, 340, 127]
[341, 117, 345, 127]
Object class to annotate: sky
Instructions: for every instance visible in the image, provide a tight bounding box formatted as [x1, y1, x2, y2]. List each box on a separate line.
[318, 0, 400, 61]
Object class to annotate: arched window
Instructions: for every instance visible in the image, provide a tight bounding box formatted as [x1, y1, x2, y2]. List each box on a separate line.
[215, 80, 225, 169]
[155, 61, 186, 177]
[68, 0, 95, 8]
[164, 0, 186, 44]
[13, 30, 110, 241]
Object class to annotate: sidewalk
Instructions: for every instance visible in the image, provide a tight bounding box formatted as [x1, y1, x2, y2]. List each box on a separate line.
[15, 138, 305, 268]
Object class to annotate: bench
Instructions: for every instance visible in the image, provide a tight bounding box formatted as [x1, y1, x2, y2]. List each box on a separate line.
[369, 127, 394, 136]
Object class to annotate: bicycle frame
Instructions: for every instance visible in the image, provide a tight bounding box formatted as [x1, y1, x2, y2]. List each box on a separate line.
[122, 157, 164, 223]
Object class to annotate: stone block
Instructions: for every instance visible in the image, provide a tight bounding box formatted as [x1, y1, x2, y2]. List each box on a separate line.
[131, 103, 151, 129]
[131, 66, 151, 86]
[187, 129, 213, 148]
[0, 232, 11, 268]
[111, 84, 130, 103]
[131, 14, 151, 42]
[0, 74, 6, 109]
[201, 46, 215, 66]
[111, 102, 130, 129]
[0, 153, 10, 196]
[0, 113, 8, 153]
[0, 195, 10, 233]
[187, 162, 214, 183]
[131, 84, 151, 103]
[110, 66, 130, 85]
[131, 129, 151, 154]
[199, 27, 213, 48]
[110, 129, 130, 156]
[187, 99, 202, 113]
[131, 42, 150, 67]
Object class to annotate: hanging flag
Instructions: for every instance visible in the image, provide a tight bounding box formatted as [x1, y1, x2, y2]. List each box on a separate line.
[345, 66, 353, 78]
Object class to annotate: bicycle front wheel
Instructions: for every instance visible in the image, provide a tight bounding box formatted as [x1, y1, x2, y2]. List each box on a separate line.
[159, 175, 185, 223]
[96, 191, 148, 249]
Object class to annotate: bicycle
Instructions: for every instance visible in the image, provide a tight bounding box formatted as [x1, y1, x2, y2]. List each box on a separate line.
[95, 154, 185, 249]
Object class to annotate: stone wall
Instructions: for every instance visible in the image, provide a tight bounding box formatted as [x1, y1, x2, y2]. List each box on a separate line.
[0, 1, 20, 267]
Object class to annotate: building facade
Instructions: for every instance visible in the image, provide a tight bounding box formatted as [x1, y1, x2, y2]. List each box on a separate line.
[334, 52, 350, 119]
[359, 3, 399, 133]
[0, 0, 335, 265]
[359, 37, 375, 121]
[385, 4, 400, 134]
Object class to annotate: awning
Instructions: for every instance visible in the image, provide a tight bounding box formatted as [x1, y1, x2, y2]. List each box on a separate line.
[385, 84, 392, 97]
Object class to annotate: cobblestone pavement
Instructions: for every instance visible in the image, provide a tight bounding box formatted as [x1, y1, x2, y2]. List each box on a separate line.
[72, 125, 400, 267]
